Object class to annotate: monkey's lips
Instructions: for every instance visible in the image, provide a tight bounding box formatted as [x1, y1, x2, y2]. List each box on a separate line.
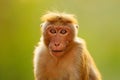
[50, 50, 64, 57]
[52, 50, 63, 52]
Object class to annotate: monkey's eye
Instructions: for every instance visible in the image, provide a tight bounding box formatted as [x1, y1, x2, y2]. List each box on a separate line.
[50, 29, 56, 34]
[60, 30, 67, 34]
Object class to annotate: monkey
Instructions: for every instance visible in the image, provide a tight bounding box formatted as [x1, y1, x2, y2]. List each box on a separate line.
[33, 12, 102, 80]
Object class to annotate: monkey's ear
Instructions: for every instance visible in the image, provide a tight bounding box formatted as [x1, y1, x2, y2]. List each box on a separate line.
[75, 24, 79, 28]
[40, 22, 48, 27]
[40, 23, 43, 27]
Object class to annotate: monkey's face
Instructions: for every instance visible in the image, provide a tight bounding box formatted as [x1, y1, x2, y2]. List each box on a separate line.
[43, 24, 75, 57]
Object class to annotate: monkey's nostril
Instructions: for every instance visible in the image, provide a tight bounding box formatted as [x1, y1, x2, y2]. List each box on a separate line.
[55, 43, 60, 46]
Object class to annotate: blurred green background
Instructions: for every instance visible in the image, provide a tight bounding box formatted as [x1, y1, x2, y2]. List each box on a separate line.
[0, 0, 120, 80]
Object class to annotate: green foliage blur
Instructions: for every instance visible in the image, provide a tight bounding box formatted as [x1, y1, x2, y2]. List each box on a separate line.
[0, 0, 120, 80]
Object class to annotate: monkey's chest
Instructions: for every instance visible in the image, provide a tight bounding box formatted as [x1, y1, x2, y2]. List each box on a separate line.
[44, 63, 69, 79]
[42, 60, 79, 80]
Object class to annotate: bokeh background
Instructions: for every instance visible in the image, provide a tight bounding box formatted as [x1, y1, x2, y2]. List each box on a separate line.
[0, 0, 120, 80]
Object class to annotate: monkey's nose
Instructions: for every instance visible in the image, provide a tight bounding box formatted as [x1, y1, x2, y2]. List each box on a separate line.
[55, 43, 60, 46]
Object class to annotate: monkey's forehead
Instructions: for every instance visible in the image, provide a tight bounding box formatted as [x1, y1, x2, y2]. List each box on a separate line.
[41, 21, 75, 28]
[41, 12, 78, 24]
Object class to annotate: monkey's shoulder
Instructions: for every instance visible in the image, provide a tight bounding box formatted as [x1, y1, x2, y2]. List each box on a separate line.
[74, 37, 87, 48]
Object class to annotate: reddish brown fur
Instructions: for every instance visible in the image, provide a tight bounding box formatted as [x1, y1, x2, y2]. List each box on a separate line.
[34, 12, 102, 80]
[41, 12, 78, 24]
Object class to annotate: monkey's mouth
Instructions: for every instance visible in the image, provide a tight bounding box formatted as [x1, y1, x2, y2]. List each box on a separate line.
[51, 50, 64, 56]
[52, 50, 63, 53]
[49, 47, 65, 56]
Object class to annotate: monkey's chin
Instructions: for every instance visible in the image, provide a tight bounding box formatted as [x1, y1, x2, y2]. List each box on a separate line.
[50, 50, 64, 57]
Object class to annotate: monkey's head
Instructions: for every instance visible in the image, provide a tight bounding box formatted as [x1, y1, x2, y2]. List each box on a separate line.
[41, 12, 79, 57]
